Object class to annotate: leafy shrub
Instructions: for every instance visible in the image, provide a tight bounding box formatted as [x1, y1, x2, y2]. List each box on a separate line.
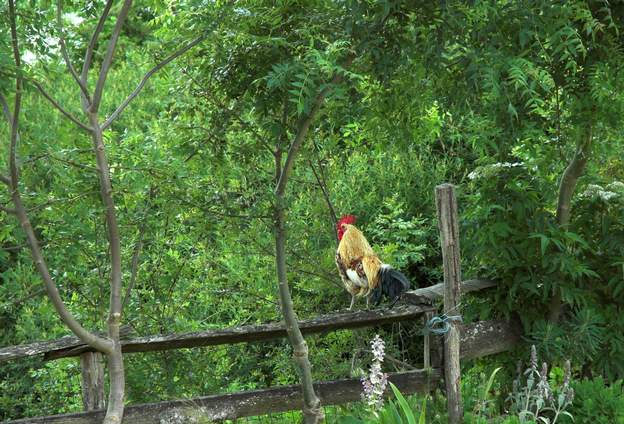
[464, 165, 624, 378]
[365, 196, 427, 270]
[567, 377, 624, 424]
[507, 346, 574, 424]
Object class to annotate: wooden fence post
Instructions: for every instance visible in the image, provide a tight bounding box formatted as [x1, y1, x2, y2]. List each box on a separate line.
[79, 351, 105, 411]
[423, 312, 432, 370]
[435, 183, 463, 424]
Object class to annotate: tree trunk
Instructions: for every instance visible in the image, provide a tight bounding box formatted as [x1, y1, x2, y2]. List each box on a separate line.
[88, 114, 126, 423]
[80, 352, 105, 411]
[548, 125, 593, 322]
[269, 59, 353, 422]
[104, 339, 125, 423]
[274, 197, 324, 423]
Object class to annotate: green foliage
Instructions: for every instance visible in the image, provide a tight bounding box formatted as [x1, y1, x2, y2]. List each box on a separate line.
[470, 366, 503, 420]
[337, 384, 428, 424]
[464, 159, 624, 377]
[568, 377, 624, 423]
[365, 196, 427, 269]
[2, 0, 624, 421]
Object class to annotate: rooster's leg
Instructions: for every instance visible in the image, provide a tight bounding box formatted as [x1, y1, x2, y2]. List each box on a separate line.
[348, 294, 356, 311]
[366, 296, 370, 309]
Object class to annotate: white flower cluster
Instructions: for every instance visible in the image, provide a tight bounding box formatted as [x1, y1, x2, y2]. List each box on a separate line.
[468, 162, 524, 180]
[361, 334, 388, 411]
[581, 181, 623, 202]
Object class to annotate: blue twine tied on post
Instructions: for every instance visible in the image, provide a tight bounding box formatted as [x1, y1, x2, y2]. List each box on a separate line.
[423, 314, 463, 336]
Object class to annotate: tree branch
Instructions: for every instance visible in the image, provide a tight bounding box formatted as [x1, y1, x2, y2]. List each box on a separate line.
[309, 158, 338, 238]
[102, 35, 206, 129]
[80, 0, 113, 97]
[0, 92, 17, 186]
[56, 0, 91, 102]
[0, 204, 17, 214]
[275, 55, 354, 196]
[0, 287, 45, 310]
[8, 0, 22, 190]
[181, 68, 275, 154]
[5, 0, 112, 354]
[30, 80, 93, 131]
[122, 189, 153, 310]
[90, 0, 133, 113]
[0, 92, 13, 123]
[555, 124, 593, 228]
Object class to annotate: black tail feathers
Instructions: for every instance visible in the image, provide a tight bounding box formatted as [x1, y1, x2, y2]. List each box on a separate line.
[371, 266, 410, 308]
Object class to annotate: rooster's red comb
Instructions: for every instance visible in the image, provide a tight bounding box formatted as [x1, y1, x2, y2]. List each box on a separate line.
[336, 215, 356, 241]
[337, 215, 356, 227]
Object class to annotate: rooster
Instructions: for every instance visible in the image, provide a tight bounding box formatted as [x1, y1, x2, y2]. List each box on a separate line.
[335, 215, 410, 310]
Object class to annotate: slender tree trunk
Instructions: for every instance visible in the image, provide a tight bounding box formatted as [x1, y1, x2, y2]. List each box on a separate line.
[5, 2, 203, 422]
[548, 124, 593, 322]
[269, 58, 353, 422]
[88, 113, 126, 423]
[274, 196, 323, 423]
[105, 337, 125, 423]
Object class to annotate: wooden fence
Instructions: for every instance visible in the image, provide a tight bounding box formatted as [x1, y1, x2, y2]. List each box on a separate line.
[0, 184, 521, 423]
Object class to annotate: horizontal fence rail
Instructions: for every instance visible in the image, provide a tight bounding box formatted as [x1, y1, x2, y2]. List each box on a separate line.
[0, 279, 498, 364]
[460, 318, 522, 360]
[4, 317, 521, 424]
[5, 369, 443, 424]
[404, 279, 496, 304]
[1, 304, 437, 362]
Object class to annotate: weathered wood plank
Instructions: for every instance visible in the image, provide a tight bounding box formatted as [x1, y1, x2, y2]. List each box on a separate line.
[460, 318, 522, 360]
[0, 326, 133, 363]
[4, 369, 444, 424]
[436, 183, 464, 424]
[0, 304, 435, 363]
[423, 311, 433, 369]
[79, 352, 105, 411]
[0, 336, 81, 363]
[404, 279, 496, 305]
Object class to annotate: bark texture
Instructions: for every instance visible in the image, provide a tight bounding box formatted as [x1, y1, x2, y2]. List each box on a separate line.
[271, 57, 354, 423]
[436, 184, 464, 424]
[549, 125, 593, 322]
[274, 200, 323, 422]
[80, 352, 105, 411]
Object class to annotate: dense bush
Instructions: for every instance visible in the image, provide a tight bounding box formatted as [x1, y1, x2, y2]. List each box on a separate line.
[567, 378, 624, 423]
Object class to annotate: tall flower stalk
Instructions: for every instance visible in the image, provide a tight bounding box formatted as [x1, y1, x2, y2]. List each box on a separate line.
[361, 334, 388, 412]
[509, 345, 575, 424]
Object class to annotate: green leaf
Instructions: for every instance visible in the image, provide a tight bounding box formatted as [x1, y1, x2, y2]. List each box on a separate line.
[389, 382, 416, 424]
[530, 233, 550, 256]
[418, 396, 427, 424]
[482, 367, 502, 402]
[507, 102, 518, 119]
